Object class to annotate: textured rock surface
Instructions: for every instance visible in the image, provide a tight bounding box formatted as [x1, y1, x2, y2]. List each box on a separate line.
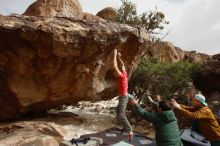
[185, 51, 210, 63]
[96, 7, 117, 21]
[23, 0, 82, 17]
[146, 41, 186, 62]
[0, 14, 149, 120]
[146, 41, 210, 63]
[0, 121, 63, 146]
[195, 54, 220, 95]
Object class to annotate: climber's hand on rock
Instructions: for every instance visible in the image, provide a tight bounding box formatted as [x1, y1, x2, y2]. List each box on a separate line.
[114, 49, 117, 55]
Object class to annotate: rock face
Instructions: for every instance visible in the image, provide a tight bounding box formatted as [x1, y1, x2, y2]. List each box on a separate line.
[0, 14, 149, 120]
[96, 7, 117, 21]
[185, 51, 210, 63]
[23, 0, 82, 17]
[146, 41, 210, 63]
[195, 54, 220, 95]
[146, 41, 185, 62]
[0, 122, 62, 146]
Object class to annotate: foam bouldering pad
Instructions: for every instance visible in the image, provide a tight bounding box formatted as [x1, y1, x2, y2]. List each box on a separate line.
[180, 129, 211, 146]
[80, 127, 156, 146]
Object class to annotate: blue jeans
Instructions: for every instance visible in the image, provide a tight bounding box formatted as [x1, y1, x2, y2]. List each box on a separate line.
[116, 95, 132, 132]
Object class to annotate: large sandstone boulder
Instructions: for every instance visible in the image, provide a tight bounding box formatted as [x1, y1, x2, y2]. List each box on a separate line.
[0, 14, 149, 120]
[96, 7, 118, 21]
[146, 41, 186, 62]
[146, 41, 210, 63]
[185, 51, 210, 63]
[23, 0, 82, 17]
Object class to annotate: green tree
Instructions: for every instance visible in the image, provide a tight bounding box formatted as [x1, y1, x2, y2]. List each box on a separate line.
[117, 0, 169, 36]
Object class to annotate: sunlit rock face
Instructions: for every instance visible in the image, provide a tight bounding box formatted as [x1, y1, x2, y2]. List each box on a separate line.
[146, 41, 210, 63]
[96, 7, 118, 21]
[0, 13, 149, 120]
[23, 0, 83, 17]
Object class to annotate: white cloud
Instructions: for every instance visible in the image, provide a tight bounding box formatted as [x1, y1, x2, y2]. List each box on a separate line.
[162, 0, 220, 55]
[0, 0, 219, 55]
[0, 0, 35, 15]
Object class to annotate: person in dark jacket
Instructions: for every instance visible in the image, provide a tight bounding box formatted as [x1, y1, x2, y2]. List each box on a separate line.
[129, 98, 183, 146]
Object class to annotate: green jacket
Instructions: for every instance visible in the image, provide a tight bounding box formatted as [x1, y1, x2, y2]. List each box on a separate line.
[135, 105, 183, 146]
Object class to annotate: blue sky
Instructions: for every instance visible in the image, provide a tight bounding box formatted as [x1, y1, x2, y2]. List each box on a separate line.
[0, 0, 220, 55]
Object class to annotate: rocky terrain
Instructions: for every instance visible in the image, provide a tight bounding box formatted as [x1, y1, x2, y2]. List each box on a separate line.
[0, 99, 154, 146]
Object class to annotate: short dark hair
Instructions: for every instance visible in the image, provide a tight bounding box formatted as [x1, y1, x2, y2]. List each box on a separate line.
[159, 100, 173, 111]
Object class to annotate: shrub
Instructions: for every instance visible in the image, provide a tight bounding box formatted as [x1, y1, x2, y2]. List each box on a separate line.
[129, 58, 202, 101]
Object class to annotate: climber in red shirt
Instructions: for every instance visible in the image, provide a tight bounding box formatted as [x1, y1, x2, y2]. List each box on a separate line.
[113, 49, 133, 139]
